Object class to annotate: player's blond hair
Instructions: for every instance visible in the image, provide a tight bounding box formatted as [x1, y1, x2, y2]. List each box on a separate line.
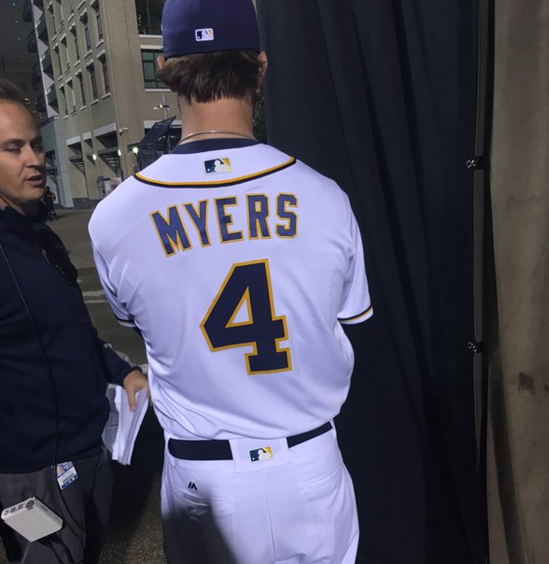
[157, 50, 263, 103]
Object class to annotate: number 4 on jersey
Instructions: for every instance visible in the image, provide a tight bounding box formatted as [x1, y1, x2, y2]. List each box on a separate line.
[201, 260, 292, 375]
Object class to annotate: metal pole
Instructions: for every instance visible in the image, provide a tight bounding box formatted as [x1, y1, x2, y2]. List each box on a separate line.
[162, 93, 168, 120]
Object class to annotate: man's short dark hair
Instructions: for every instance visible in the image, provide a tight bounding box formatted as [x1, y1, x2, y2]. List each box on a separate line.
[0, 79, 24, 104]
[157, 50, 263, 103]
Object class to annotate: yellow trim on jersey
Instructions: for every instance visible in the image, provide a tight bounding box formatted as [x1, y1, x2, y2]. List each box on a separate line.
[135, 157, 297, 187]
[275, 193, 298, 239]
[214, 196, 244, 244]
[339, 305, 373, 324]
[226, 288, 253, 328]
[246, 193, 272, 240]
[183, 199, 211, 248]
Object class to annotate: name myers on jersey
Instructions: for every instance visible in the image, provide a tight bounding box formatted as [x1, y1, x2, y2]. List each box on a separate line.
[151, 193, 298, 257]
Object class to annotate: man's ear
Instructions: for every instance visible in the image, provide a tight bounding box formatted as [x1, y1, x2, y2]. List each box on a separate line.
[156, 55, 178, 92]
[257, 51, 268, 88]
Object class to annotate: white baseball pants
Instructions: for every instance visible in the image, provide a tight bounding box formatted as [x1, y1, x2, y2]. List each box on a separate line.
[161, 427, 359, 564]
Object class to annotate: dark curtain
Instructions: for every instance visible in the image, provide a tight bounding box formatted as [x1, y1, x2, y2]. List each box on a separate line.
[257, 1, 482, 563]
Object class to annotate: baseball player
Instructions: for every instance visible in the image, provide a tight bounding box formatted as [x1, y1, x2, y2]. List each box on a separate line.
[89, 1, 373, 562]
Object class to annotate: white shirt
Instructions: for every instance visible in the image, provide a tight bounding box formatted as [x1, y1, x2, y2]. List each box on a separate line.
[89, 142, 372, 441]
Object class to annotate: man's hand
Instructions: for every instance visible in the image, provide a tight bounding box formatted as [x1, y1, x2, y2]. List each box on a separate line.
[123, 369, 151, 411]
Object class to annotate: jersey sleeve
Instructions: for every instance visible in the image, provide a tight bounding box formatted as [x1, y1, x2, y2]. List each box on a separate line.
[337, 209, 373, 325]
[91, 241, 137, 328]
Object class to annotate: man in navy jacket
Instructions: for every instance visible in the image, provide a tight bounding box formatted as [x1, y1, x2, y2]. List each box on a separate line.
[0, 80, 149, 564]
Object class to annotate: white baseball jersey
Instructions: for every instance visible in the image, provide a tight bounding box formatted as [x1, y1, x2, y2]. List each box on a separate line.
[89, 141, 372, 441]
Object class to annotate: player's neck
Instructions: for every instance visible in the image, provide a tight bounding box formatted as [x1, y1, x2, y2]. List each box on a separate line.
[179, 97, 255, 143]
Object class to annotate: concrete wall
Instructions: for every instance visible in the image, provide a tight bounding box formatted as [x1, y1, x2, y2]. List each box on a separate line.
[488, 2, 549, 563]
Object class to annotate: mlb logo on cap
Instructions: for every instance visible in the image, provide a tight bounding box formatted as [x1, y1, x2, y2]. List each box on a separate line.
[195, 28, 214, 42]
[162, 0, 260, 59]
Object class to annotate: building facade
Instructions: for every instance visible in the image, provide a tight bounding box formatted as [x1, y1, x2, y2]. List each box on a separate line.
[0, 1, 40, 115]
[27, 0, 179, 208]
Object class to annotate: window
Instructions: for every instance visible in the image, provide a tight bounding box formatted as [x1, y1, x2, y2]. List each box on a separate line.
[141, 50, 163, 89]
[61, 37, 70, 70]
[88, 65, 98, 100]
[57, 0, 64, 22]
[82, 14, 91, 51]
[49, 4, 56, 31]
[71, 27, 80, 59]
[99, 56, 110, 95]
[59, 86, 67, 115]
[95, 8, 103, 41]
[77, 72, 86, 106]
[135, 0, 164, 35]
[67, 81, 76, 112]
[54, 47, 61, 75]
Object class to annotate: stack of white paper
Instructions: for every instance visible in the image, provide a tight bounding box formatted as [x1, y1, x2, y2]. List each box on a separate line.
[103, 384, 149, 465]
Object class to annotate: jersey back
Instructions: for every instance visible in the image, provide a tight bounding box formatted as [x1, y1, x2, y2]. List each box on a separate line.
[89, 142, 372, 440]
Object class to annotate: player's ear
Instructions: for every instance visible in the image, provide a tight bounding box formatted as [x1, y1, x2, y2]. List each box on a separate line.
[157, 55, 179, 93]
[257, 51, 268, 88]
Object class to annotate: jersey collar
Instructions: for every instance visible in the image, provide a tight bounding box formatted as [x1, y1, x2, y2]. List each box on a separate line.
[171, 138, 260, 155]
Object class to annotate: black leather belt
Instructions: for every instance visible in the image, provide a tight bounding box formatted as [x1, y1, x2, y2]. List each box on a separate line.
[168, 422, 333, 461]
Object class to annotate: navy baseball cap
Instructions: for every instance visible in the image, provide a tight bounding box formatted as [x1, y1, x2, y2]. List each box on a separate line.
[162, 0, 260, 59]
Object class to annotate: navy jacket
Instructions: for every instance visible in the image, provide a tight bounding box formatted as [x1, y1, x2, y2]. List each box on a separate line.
[0, 206, 135, 473]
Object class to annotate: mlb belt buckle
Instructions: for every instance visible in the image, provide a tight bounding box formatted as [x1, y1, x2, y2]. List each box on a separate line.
[249, 446, 274, 463]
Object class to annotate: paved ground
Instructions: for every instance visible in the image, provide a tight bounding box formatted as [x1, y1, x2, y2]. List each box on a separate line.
[0, 210, 167, 564]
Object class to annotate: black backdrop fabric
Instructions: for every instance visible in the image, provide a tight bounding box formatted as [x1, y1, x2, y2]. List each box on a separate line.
[257, 1, 482, 563]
